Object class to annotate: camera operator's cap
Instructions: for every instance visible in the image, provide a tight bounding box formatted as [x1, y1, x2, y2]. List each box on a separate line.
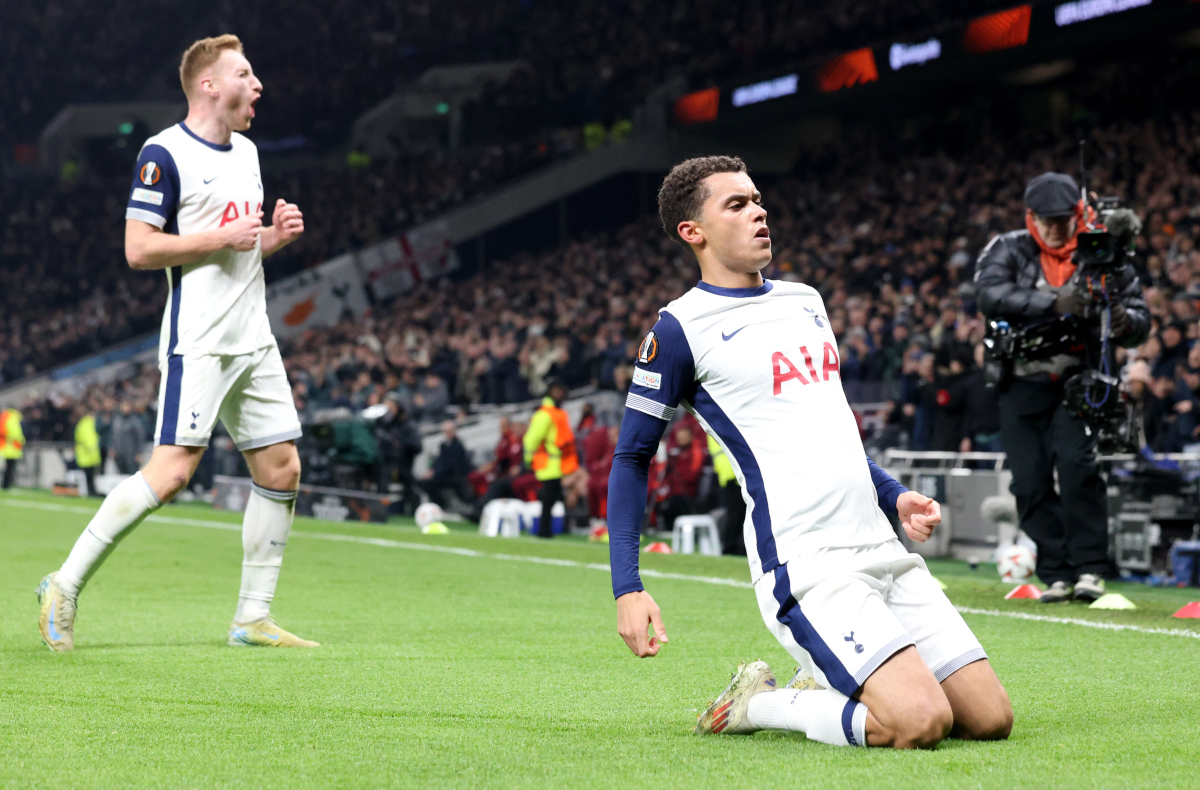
[1024, 172, 1080, 217]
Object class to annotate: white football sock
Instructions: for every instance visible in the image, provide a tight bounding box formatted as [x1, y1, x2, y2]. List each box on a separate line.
[747, 688, 869, 747]
[234, 483, 297, 624]
[57, 472, 161, 597]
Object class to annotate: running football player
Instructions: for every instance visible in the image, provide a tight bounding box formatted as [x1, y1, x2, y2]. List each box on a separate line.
[607, 156, 1012, 748]
[37, 35, 317, 651]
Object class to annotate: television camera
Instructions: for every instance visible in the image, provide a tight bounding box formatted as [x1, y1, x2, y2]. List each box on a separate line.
[983, 151, 1143, 453]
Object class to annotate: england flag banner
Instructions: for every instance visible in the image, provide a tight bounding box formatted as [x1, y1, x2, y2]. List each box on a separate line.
[359, 220, 459, 300]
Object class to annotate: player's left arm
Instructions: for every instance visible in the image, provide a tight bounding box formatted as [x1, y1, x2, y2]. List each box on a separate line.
[866, 454, 941, 543]
[260, 198, 304, 258]
[610, 410, 670, 657]
[611, 313, 695, 658]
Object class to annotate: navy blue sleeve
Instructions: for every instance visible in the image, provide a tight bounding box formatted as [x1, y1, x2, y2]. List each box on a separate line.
[126, 144, 180, 230]
[609, 311, 696, 598]
[624, 311, 697, 420]
[608, 410, 669, 598]
[867, 454, 907, 518]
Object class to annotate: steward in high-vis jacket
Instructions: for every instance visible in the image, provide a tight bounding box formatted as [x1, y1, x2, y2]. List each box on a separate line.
[974, 171, 1149, 603]
[74, 409, 102, 497]
[523, 380, 578, 538]
[1, 407, 24, 489]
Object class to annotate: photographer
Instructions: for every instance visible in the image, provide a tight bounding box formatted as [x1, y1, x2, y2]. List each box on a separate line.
[975, 172, 1149, 603]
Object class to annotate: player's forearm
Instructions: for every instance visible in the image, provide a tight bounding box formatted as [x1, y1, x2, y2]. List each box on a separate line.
[607, 409, 669, 598]
[867, 454, 907, 517]
[608, 453, 650, 598]
[126, 227, 228, 271]
[260, 226, 291, 258]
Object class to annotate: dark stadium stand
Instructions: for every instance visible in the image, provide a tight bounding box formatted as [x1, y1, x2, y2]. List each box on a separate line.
[4, 3, 1200, 466]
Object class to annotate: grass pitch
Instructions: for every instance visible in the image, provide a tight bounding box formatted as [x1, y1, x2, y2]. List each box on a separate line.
[2, 489, 1199, 789]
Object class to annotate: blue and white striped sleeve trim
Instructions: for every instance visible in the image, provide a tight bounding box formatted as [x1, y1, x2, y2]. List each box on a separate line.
[625, 392, 677, 421]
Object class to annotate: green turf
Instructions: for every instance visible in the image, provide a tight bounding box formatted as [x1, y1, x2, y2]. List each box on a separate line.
[2, 488, 1199, 789]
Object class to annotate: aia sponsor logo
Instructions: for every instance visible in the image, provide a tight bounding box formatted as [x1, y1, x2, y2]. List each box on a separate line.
[771, 342, 840, 395]
[219, 200, 263, 227]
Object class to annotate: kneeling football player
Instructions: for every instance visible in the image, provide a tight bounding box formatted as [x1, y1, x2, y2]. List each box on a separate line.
[607, 156, 1012, 748]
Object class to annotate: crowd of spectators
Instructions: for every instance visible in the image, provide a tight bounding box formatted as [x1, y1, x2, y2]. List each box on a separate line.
[0, 132, 576, 384]
[9, 52, 1200, 486]
[0, 0, 1049, 384]
[3, 1, 1015, 156]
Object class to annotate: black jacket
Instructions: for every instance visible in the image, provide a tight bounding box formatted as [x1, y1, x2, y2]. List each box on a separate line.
[431, 438, 472, 482]
[974, 229, 1149, 348]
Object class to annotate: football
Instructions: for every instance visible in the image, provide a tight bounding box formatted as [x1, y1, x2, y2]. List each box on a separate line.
[415, 502, 445, 530]
[997, 544, 1037, 583]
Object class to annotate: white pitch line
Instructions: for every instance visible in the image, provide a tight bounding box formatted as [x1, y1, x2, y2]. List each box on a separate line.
[954, 606, 1200, 641]
[7, 498, 1198, 639]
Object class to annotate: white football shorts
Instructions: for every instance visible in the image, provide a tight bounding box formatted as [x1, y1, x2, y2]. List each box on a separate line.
[754, 539, 986, 698]
[154, 344, 302, 451]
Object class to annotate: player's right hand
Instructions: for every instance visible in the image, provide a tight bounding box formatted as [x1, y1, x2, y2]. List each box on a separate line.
[616, 590, 668, 658]
[222, 211, 264, 251]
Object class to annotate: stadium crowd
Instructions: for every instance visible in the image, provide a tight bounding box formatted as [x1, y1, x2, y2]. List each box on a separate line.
[0, 134, 574, 384]
[16, 104, 1200, 464]
[0, 0, 1042, 384]
[2, 1, 1014, 154]
[7, 41, 1200, 527]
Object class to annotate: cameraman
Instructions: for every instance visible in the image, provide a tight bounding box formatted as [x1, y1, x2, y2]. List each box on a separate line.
[975, 172, 1149, 603]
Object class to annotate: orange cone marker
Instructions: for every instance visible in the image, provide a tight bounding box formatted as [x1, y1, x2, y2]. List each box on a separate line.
[1172, 602, 1200, 619]
[644, 541, 673, 554]
[1005, 584, 1042, 600]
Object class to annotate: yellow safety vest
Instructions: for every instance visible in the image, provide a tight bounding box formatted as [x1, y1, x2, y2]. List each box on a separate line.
[523, 398, 579, 481]
[75, 414, 101, 469]
[708, 435, 736, 487]
[0, 409, 24, 460]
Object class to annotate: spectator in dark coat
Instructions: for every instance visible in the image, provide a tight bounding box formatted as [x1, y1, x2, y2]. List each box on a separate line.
[109, 400, 147, 474]
[1152, 322, 1189, 380]
[961, 344, 1003, 452]
[375, 394, 423, 514]
[420, 421, 473, 510]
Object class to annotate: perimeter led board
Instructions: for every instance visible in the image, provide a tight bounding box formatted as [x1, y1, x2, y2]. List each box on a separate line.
[1055, 0, 1152, 26]
[888, 38, 943, 70]
[731, 74, 800, 108]
[962, 5, 1032, 53]
[674, 87, 720, 125]
[816, 48, 879, 93]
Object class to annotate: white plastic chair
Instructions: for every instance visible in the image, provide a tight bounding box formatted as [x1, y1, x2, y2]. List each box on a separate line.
[479, 498, 524, 538]
[672, 514, 722, 556]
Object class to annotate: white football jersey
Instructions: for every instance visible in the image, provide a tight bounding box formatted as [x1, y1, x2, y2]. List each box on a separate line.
[625, 279, 896, 582]
[126, 123, 274, 359]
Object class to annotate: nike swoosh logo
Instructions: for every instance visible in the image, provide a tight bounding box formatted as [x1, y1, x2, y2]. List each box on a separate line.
[203, 176, 219, 184]
[265, 632, 279, 640]
[48, 604, 61, 641]
[721, 326, 749, 341]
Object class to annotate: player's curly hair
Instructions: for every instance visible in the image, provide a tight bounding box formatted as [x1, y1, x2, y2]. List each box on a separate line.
[657, 155, 747, 250]
[179, 35, 244, 101]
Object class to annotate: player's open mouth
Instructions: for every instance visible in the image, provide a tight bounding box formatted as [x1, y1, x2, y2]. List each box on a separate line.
[755, 227, 770, 240]
[249, 97, 259, 118]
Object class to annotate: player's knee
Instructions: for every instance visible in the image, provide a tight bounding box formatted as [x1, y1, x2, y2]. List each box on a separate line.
[257, 445, 300, 490]
[894, 699, 953, 749]
[278, 452, 301, 489]
[164, 458, 197, 495]
[969, 693, 1014, 741]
